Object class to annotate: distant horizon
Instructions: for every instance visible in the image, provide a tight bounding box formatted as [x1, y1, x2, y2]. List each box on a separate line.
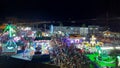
[0, 17, 120, 32]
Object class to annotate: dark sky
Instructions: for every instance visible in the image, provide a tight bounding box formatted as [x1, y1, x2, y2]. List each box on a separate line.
[0, 0, 120, 20]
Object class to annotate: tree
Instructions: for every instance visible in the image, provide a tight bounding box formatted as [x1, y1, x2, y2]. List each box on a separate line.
[82, 24, 86, 27]
[59, 22, 63, 26]
[36, 31, 42, 37]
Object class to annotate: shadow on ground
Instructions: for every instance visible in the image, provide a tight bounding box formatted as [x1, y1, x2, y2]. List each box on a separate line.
[0, 55, 60, 68]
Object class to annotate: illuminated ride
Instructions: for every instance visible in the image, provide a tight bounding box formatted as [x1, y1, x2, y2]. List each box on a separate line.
[63, 34, 84, 46]
[90, 35, 97, 46]
[50, 24, 53, 35]
[85, 35, 103, 46]
[33, 32, 51, 55]
[86, 46, 117, 68]
[2, 24, 17, 53]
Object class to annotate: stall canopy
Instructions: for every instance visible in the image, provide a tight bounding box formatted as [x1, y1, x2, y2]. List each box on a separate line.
[69, 34, 82, 38]
[34, 37, 51, 40]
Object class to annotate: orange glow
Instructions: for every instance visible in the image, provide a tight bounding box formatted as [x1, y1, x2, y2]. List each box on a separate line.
[0, 24, 6, 29]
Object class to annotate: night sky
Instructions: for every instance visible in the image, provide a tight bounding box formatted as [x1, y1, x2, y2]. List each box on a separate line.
[0, 0, 120, 32]
[0, 0, 120, 20]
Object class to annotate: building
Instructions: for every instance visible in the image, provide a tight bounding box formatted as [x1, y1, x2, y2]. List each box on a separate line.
[53, 26, 89, 36]
[88, 25, 100, 35]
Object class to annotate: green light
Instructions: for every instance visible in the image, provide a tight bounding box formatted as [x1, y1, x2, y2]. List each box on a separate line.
[3, 24, 17, 50]
[4, 24, 16, 38]
[86, 45, 117, 67]
[86, 53, 116, 67]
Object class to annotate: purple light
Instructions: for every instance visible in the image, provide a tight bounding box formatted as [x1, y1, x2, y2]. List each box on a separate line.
[79, 39, 83, 43]
[75, 39, 79, 43]
[67, 42, 71, 46]
[70, 40, 74, 43]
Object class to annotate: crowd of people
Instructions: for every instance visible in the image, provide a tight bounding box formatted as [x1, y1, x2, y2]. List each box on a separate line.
[49, 38, 91, 68]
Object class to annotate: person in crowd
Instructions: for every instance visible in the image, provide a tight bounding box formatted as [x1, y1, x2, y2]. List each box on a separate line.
[49, 37, 91, 68]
